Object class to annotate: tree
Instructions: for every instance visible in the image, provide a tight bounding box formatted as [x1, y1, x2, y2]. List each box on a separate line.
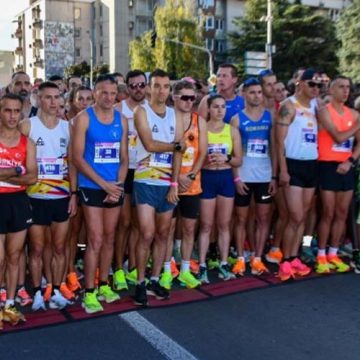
[228, 0, 339, 81]
[129, 0, 208, 79]
[64, 61, 90, 79]
[336, 0, 360, 83]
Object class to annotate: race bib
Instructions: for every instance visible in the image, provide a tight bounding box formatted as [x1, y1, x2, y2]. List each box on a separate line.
[208, 144, 228, 155]
[38, 158, 64, 180]
[149, 152, 173, 168]
[94, 142, 120, 164]
[332, 137, 354, 153]
[182, 147, 195, 167]
[302, 129, 316, 144]
[247, 139, 268, 158]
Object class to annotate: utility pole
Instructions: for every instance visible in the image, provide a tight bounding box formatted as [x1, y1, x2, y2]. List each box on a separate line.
[266, 0, 273, 70]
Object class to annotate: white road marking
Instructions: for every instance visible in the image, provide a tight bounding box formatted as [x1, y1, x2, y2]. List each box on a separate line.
[119, 312, 199, 360]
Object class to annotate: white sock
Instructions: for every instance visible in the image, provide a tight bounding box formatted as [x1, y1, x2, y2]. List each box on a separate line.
[317, 249, 326, 257]
[174, 239, 181, 250]
[163, 262, 171, 272]
[302, 235, 313, 247]
[237, 256, 245, 261]
[5, 299, 14, 307]
[200, 262, 207, 268]
[271, 246, 280, 251]
[181, 260, 190, 272]
[220, 261, 228, 266]
[328, 247, 338, 256]
[150, 276, 159, 282]
[254, 257, 261, 262]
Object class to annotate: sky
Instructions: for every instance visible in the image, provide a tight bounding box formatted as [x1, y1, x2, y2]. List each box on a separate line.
[0, 0, 29, 51]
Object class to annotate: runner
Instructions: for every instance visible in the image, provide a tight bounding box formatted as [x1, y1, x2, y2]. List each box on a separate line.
[72, 74, 128, 314]
[133, 69, 185, 306]
[0, 94, 37, 328]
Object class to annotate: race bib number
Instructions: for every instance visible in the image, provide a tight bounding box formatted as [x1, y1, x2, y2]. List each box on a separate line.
[247, 139, 268, 158]
[208, 144, 227, 155]
[332, 137, 354, 153]
[182, 147, 195, 167]
[38, 158, 64, 180]
[94, 142, 120, 164]
[302, 129, 316, 144]
[149, 152, 173, 168]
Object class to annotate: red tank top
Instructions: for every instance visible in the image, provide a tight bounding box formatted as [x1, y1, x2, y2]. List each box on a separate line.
[0, 134, 27, 193]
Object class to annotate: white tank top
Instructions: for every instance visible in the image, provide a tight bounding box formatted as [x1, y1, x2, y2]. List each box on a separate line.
[284, 96, 318, 160]
[27, 116, 70, 199]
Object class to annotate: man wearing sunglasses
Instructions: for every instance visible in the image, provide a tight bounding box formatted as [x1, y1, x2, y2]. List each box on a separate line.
[113, 70, 147, 292]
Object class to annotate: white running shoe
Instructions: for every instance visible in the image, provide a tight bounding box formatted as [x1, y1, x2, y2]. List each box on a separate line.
[32, 290, 46, 311]
[49, 289, 71, 310]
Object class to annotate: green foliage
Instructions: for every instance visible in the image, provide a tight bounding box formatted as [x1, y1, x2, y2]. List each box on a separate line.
[64, 61, 109, 81]
[129, 0, 207, 79]
[93, 64, 110, 79]
[336, 0, 360, 82]
[228, 0, 339, 81]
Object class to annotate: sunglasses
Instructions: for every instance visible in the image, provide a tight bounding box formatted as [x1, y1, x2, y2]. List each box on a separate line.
[128, 82, 146, 90]
[178, 95, 196, 102]
[306, 81, 322, 89]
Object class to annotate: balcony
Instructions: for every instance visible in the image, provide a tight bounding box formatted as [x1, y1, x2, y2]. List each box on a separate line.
[32, 39, 43, 48]
[14, 28, 23, 38]
[32, 19, 43, 29]
[34, 57, 44, 68]
[15, 47, 23, 55]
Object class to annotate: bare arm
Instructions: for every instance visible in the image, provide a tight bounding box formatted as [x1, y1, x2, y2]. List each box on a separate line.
[118, 115, 129, 184]
[18, 118, 31, 137]
[190, 116, 208, 175]
[229, 125, 242, 168]
[197, 95, 210, 121]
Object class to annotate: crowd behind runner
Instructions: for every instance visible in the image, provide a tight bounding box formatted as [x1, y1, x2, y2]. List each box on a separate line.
[1, 65, 360, 327]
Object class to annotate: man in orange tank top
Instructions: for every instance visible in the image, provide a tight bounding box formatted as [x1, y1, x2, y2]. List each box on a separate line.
[316, 76, 360, 274]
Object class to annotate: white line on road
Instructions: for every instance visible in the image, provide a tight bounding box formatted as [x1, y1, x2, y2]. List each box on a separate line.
[119, 312, 199, 360]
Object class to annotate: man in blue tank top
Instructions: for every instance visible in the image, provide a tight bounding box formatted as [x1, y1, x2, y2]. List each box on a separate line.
[72, 74, 129, 314]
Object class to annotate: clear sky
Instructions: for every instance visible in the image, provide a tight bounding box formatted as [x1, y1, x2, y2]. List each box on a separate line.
[0, 0, 29, 51]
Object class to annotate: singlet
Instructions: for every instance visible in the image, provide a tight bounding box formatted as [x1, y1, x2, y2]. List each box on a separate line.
[238, 110, 272, 183]
[180, 113, 202, 195]
[224, 95, 245, 124]
[27, 116, 70, 199]
[78, 107, 123, 190]
[134, 103, 176, 186]
[120, 99, 148, 170]
[0, 134, 27, 193]
[318, 103, 355, 162]
[207, 123, 233, 157]
[284, 96, 318, 161]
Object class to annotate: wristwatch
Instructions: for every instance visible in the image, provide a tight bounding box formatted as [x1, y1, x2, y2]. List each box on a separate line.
[187, 173, 196, 181]
[15, 166, 23, 176]
[174, 142, 182, 152]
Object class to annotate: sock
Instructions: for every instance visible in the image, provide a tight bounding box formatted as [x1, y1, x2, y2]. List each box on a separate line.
[33, 286, 41, 294]
[220, 261, 228, 266]
[5, 299, 14, 307]
[181, 260, 190, 272]
[328, 247, 338, 256]
[254, 257, 261, 262]
[288, 256, 297, 262]
[317, 249, 326, 257]
[150, 276, 159, 282]
[200, 263, 207, 268]
[99, 281, 107, 287]
[237, 256, 245, 261]
[174, 239, 181, 250]
[163, 262, 171, 273]
[302, 235, 313, 247]
[52, 285, 60, 296]
[85, 288, 95, 294]
[17, 284, 25, 291]
[271, 246, 280, 252]
[138, 280, 146, 286]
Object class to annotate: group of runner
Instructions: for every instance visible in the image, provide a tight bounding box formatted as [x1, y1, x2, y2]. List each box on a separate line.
[0, 64, 360, 328]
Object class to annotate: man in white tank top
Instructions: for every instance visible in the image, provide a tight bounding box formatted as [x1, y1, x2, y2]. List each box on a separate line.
[113, 70, 147, 291]
[133, 69, 185, 306]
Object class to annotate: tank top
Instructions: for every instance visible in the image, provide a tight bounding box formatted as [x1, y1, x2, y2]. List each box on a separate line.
[318, 103, 355, 162]
[284, 96, 318, 160]
[224, 95, 245, 124]
[121, 99, 148, 170]
[208, 123, 233, 156]
[238, 110, 272, 182]
[78, 107, 123, 189]
[135, 103, 176, 186]
[180, 113, 202, 195]
[27, 116, 70, 199]
[0, 134, 27, 193]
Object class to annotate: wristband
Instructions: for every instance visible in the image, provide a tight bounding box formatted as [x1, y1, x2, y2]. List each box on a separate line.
[71, 191, 78, 195]
[233, 176, 241, 183]
[116, 182, 125, 188]
[170, 182, 178, 187]
[348, 156, 356, 164]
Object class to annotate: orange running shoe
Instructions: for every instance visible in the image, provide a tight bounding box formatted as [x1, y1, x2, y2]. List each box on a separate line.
[190, 259, 199, 274]
[327, 255, 350, 273]
[0, 288, 7, 306]
[171, 259, 180, 278]
[290, 258, 311, 277]
[15, 287, 33, 306]
[251, 258, 269, 275]
[278, 261, 295, 281]
[43, 284, 52, 302]
[60, 283, 75, 300]
[232, 258, 245, 276]
[67, 272, 81, 292]
[265, 248, 283, 264]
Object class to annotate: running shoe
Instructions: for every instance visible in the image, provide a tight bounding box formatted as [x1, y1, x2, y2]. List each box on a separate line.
[218, 264, 236, 281]
[178, 270, 201, 289]
[82, 291, 104, 314]
[290, 258, 311, 277]
[67, 271, 81, 292]
[2, 305, 26, 325]
[0, 288, 7, 307]
[232, 258, 245, 276]
[60, 283, 76, 300]
[350, 251, 360, 274]
[134, 283, 148, 307]
[300, 246, 316, 264]
[327, 255, 350, 273]
[171, 259, 180, 278]
[278, 261, 295, 281]
[49, 289, 71, 310]
[32, 290, 46, 312]
[15, 287, 33, 306]
[146, 280, 170, 300]
[97, 284, 120, 303]
[126, 268, 138, 285]
[159, 271, 172, 290]
[197, 266, 209, 284]
[43, 284, 52, 302]
[315, 256, 331, 274]
[265, 248, 283, 264]
[208, 258, 220, 270]
[190, 259, 200, 274]
[113, 269, 128, 291]
[251, 258, 269, 276]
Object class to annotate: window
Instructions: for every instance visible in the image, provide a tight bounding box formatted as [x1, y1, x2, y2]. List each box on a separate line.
[216, 40, 225, 52]
[99, 4, 103, 17]
[75, 28, 81, 37]
[215, 18, 224, 30]
[100, 44, 103, 57]
[206, 38, 214, 51]
[99, 24, 103, 37]
[205, 16, 214, 30]
[75, 48, 81, 57]
[74, 8, 81, 20]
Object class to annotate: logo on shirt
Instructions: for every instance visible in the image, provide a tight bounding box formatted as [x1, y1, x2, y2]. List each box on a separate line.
[36, 137, 44, 146]
[60, 138, 67, 148]
[170, 126, 175, 134]
[152, 125, 159, 133]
